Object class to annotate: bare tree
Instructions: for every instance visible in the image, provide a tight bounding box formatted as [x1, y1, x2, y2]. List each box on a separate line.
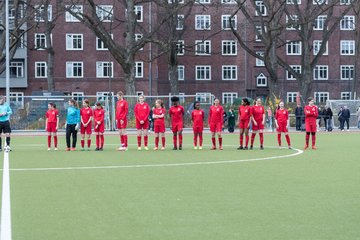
[351, 1, 360, 98]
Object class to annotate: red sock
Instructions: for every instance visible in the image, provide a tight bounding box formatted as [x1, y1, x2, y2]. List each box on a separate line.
[120, 135, 124, 147]
[100, 135, 104, 148]
[240, 135, 243, 147]
[194, 134, 197, 147]
[137, 136, 141, 147]
[199, 133, 203, 147]
[47, 136, 51, 148]
[155, 137, 159, 147]
[212, 137, 216, 147]
[219, 137, 222, 147]
[179, 134, 183, 146]
[124, 135, 128, 148]
[277, 133, 281, 146]
[311, 133, 316, 146]
[259, 133, 264, 145]
[96, 135, 99, 148]
[173, 135, 177, 148]
[144, 136, 148, 147]
[81, 139, 85, 148]
[161, 137, 166, 147]
[285, 134, 291, 146]
[305, 134, 310, 146]
[87, 139, 91, 148]
[54, 136, 58, 148]
[251, 133, 256, 146]
[245, 135, 249, 147]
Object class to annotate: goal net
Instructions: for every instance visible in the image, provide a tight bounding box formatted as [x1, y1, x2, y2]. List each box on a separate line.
[326, 100, 360, 128]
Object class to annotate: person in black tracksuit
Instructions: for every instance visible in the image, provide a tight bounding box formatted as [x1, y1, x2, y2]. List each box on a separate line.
[295, 104, 303, 131]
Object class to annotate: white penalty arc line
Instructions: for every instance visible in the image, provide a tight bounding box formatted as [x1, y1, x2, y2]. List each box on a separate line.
[1, 151, 12, 240]
[10, 148, 304, 172]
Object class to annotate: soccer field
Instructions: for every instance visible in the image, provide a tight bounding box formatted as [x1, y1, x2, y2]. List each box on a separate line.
[2, 132, 360, 240]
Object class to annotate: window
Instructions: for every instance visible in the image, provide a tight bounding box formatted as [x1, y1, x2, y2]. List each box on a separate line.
[255, 25, 264, 42]
[340, 16, 355, 30]
[221, 0, 237, 3]
[135, 62, 143, 78]
[35, 62, 47, 78]
[196, 92, 212, 103]
[35, 5, 52, 22]
[222, 92, 238, 104]
[286, 65, 301, 80]
[286, 15, 300, 30]
[256, 73, 267, 86]
[72, 92, 84, 102]
[341, 92, 351, 100]
[66, 34, 83, 50]
[196, 0, 211, 3]
[35, 33, 47, 49]
[66, 62, 83, 78]
[256, 51, 265, 66]
[340, 65, 354, 80]
[195, 40, 211, 55]
[96, 5, 113, 22]
[65, 5, 83, 22]
[168, 0, 184, 3]
[136, 91, 144, 96]
[176, 40, 185, 55]
[196, 66, 211, 80]
[96, 35, 113, 50]
[313, 65, 328, 80]
[96, 92, 113, 101]
[177, 65, 185, 81]
[9, 92, 24, 109]
[96, 62, 113, 78]
[314, 92, 329, 103]
[313, 15, 326, 30]
[195, 15, 211, 30]
[177, 15, 184, 30]
[222, 66, 237, 80]
[287, 92, 298, 103]
[313, 0, 327, 4]
[222, 40, 237, 55]
[340, 40, 355, 55]
[340, 0, 352, 5]
[286, 41, 301, 55]
[10, 61, 24, 78]
[135, 34, 143, 50]
[222, 15, 237, 30]
[286, 0, 301, 4]
[255, 1, 267, 16]
[135, 5, 143, 22]
[313, 40, 328, 55]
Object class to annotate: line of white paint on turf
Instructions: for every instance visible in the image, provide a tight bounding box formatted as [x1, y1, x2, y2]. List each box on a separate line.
[10, 147, 303, 172]
[1, 150, 12, 240]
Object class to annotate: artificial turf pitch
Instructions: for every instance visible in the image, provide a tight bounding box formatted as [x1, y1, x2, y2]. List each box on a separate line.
[2, 132, 360, 240]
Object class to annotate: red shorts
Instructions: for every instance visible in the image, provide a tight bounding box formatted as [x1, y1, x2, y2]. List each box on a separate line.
[239, 119, 250, 129]
[94, 123, 105, 133]
[154, 123, 165, 133]
[209, 122, 222, 132]
[47, 122, 57, 133]
[136, 120, 149, 130]
[81, 124, 92, 135]
[193, 126, 204, 133]
[171, 122, 183, 133]
[306, 121, 317, 132]
[277, 122, 288, 133]
[116, 119, 127, 129]
[252, 120, 264, 131]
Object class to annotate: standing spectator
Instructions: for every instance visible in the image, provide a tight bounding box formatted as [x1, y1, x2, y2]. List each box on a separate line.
[93, 102, 105, 151]
[209, 98, 224, 150]
[295, 104, 303, 131]
[342, 106, 351, 131]
[0, 96, 13, 151]
[338, 107, 344, 130]
[326, 106, 333, 131]
[227, 106, 236, 133]
[304, 97, 318, 150]
[317, 107, 322, 131]
[45, 103, 59, 150]
[357, 107, 360, 129]
[116, 91, 128, 151]
[169, 96, 185, 150]
[266, 106, 273, 131]
[191, 101, 205, 150]
[134, 95, 150, 150]
[322, 107, 328, 131]
[250, 97, 266, 150]
[65, 99, 80, 151]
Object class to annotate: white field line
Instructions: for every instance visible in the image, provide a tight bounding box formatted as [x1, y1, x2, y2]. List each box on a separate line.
[1, 151, 12, 240]
[10, 148, 303, 172]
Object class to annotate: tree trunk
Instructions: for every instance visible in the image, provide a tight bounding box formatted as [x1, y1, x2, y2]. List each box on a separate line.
[168, 64, 179, 94]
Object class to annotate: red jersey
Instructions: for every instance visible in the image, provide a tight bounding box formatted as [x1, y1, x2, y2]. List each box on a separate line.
[46, 109, 59, 123]
[209, 105, 224, 124]
[252, 105, 265, 122]
[304, 105, 318, 122]
[239, 105, 252, 121]
[153, 107, 166, 125]
[275, 108, 289, 124]
[192, 109, 205, 127]
[116, 99, 128, 121]
[80, 107, 93, 124]
[134, 102, 150, 122]
[169, 105, 184, 125]
[93, 108, 105, 123]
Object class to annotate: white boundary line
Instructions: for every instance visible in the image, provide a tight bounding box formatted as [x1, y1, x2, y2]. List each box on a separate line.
[1, 151, 12, 240]
[10, 148, 303, 172]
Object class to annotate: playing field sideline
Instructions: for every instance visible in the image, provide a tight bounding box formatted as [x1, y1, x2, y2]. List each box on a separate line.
[2, 132, 360, 240]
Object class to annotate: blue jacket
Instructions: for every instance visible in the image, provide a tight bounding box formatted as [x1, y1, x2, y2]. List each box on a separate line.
[0, 103, 12, 122]
[66, 106, 80, 125]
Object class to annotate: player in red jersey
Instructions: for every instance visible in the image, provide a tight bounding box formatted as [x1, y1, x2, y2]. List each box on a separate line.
[169, 96, 185, 150]
[116, 91, 129, 151]
[134, 95, 150, 150]
[304, 97, 318, 150]
[153, 99, 166, 150]
[250, 97, 266, 150]
[275, 101, 291, 149]
[45, 102, 59, 150]
[93, 102, 105, 151]
[237, 98, 251, 150]
[80, 99, 93, 151]
[209, 98, 224, 150]
[191, 101, 205, 150]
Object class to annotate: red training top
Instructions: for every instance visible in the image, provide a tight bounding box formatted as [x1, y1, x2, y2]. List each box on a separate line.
[192, 109, 205, 127]
[304, 105, 318, 123]
[275, 108, 289, 124]
[252, 105, 265, 122]
[209, 105, 224, 124]
[153, 107, 166, 125]
[116, 99, 128, 121]
[81, 107, 93, 124]
[239, 105, 252, 121]
[46, 109, 59, 123]
[93, 108, 105, 123]
[169, 105, 184, 125]
[134, 102, 150, 122]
